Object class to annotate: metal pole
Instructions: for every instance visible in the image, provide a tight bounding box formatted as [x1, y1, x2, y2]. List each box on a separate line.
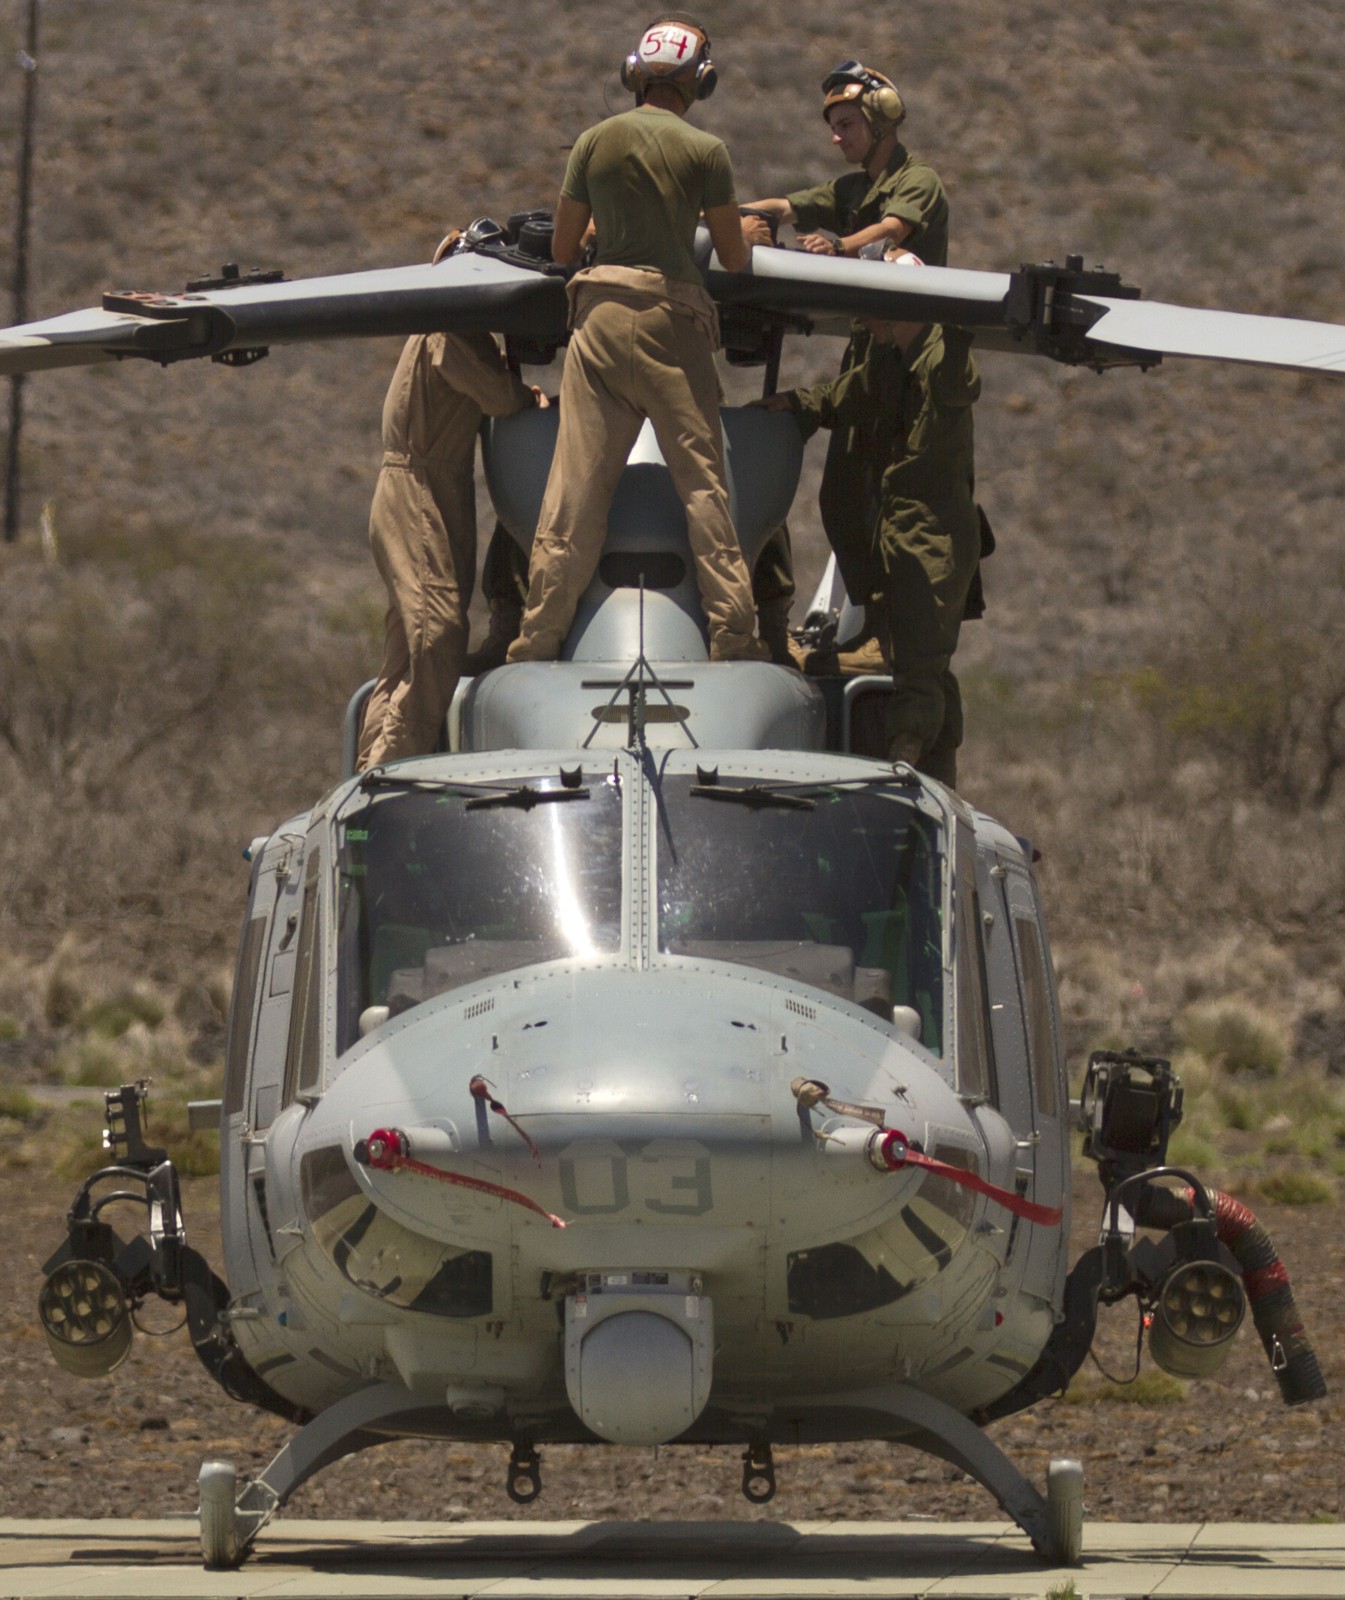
[4, 0, 40, 543]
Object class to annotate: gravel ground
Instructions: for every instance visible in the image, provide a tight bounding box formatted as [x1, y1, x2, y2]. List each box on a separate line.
[5, 1161, 1342, 1531]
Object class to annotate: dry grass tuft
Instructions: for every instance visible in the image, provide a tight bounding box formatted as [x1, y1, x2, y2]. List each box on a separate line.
[1065, 1370, 1187, 1407]
[1256, 1170, 1337, 1207]
[1177, 1000, 1290, 1077]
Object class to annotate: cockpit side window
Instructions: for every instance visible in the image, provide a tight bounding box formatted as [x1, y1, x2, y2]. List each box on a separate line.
[283, 848, 324, 1104]
[954, 865, 998, 1104]
[655, 779, 943, 1047]
[1013, 915, 1060, 1119]
[223, 915, 267, 1117]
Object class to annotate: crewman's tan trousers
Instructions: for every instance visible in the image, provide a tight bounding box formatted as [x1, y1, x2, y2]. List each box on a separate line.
[507, 282, 758, 661]
[357, 453, 474, 768]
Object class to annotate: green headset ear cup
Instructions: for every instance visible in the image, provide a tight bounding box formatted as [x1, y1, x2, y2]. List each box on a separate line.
[869, 83, 905, 128]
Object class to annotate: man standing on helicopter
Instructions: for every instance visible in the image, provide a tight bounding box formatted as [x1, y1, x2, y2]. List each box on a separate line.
[754, 247, 981, 788]
[743, 62, 950, 675]
[505, 15, 767, 665]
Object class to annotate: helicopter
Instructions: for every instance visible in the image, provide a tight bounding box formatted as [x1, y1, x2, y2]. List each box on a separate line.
[11, 214, 1337, 1570]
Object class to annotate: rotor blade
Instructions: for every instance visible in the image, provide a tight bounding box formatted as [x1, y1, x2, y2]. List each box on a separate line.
[1080, 295, 1345, 376]
[170, 255, 567, 351]
[0, 253, 567, 376]
[710, 247, 1016, 334]
[5, 240, 1343, 382]
[715, 247, 1345, 376]
[0, 307, 211, 375]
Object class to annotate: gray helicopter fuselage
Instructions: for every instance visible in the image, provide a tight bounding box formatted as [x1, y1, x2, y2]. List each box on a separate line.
[219, 744, 1069, 1443]
[215, 398, 1070, 1450]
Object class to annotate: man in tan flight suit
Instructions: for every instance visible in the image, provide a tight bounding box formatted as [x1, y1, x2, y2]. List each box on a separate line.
[506, 16, 766, 665]
[358, 271, 545, 768]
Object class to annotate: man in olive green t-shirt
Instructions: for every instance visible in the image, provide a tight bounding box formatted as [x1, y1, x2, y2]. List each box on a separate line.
[507, 17, 767, 664]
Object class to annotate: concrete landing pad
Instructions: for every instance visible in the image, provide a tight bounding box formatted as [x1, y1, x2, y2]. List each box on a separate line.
[2, 1517, 1343, 1598]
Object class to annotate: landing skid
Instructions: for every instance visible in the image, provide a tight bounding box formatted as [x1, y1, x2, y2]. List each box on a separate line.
[198, 1381, 441, 1568]
[196, 1379, 1083, 1569]
[793, 1384, 1083, 1565]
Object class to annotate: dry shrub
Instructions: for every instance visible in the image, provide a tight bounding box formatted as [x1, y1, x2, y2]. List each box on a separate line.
[965, 565, 1345, 1080]
[1177, 1000, 1290, 1076]
[1149, 932, 1299, 1016]
[1118, 547, 1345, 813]
[78, 992, 166, 1040]
[1065, 1371, 1186, 1407]
[1257, 1170, 1337, 1206]
[0, 528, 370, 984]
[0, 1088, 38, 1121]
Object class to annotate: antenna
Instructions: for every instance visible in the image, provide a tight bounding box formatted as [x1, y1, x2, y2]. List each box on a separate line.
[4, 0, 41, 543]
[581, 578, 700, 751]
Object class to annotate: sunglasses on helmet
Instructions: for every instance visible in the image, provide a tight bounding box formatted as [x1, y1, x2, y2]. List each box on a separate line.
[821, 60, 878, 95]
[460, 217, 508, 252]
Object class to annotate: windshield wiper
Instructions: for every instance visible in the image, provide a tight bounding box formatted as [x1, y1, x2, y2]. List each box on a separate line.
[688, 781, 816, 811]
[465, 783, 590, 811]
[686, 770, 924, 810]
[356, 767, 591, 807]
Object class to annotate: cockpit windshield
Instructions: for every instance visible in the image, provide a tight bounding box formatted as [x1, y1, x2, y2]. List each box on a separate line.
[336, 774, 623, 1052]
[656, 777, 944, 1050]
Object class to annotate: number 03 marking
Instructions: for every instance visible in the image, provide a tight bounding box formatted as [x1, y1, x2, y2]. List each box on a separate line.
[558, 1139, 713, 1216]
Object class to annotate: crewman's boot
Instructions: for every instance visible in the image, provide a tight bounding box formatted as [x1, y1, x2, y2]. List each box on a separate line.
[803, 630, 886, 677]
[888, 733, 925, 771]
[786, 633, 811, 671]
[918, 744, 958, 790]
[835, 633, 886, 675]
[464, 601, 523, 675]
[711, 630, 772, 663]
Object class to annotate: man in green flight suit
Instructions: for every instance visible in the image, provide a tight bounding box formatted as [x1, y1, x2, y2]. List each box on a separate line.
[744, 61, 950, 672]
[756, 248, 980, 788]
[744, 60, 946, 265]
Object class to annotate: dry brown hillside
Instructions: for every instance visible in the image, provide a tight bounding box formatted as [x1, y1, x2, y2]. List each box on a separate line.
[1, 0, 1344, 1169]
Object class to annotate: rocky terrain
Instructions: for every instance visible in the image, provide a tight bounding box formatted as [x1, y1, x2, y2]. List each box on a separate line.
[2, 0, 1345, 1537]
[2, 1, 1344, 1052]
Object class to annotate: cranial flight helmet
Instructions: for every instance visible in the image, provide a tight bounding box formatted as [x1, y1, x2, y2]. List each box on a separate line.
[821, 60, 906, 135]
[622, 15, 718, 105]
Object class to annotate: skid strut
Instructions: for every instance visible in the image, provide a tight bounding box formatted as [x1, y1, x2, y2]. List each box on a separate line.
[741, 1439, 776, 1503]
[794, 1383, 1083, 1565]
[506, 1441, 543, 1504]
[196, 1382, 453, 1568]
